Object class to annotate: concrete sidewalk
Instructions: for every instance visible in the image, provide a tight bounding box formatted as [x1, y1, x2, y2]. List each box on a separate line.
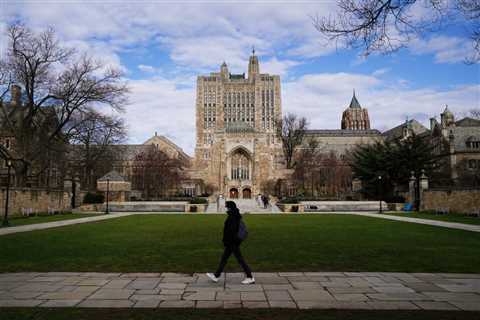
[0, 272, 479, 310]
[349, 212, 480, 233]
[0, 212, 136, 236]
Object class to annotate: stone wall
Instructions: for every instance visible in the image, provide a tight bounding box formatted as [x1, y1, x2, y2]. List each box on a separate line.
[421, 189, 480, 214]
[0, 188, 71, 217]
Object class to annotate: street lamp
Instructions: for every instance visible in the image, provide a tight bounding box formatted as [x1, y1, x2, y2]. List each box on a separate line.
[105, 178, 110, 214]
[378, 175, 383, 214]
[2, 159, 12, 227]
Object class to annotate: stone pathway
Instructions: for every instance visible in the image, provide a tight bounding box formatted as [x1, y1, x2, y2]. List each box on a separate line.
[0, 213, 135, 236]
[0, 272, 479, 310]
[348, 212, 480, 233]
[1, 211, 479, 237]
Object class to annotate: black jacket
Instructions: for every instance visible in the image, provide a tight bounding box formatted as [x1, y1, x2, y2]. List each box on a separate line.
[222, 208, 242, 246]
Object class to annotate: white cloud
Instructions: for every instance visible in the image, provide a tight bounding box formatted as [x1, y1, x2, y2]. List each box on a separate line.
[283, 72, 479, 133]
[372, 68, 390, 77]
[411, 36, 474, 64]
[160, 35, 267, 73]
[261, 57, 299, 77]
[286, 38, 340, 58]
[138, 64, 158, 73]
[126, 76, 196, 154]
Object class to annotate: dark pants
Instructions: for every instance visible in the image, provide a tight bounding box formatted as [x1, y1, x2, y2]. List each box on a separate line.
[214, 245, 252, 278]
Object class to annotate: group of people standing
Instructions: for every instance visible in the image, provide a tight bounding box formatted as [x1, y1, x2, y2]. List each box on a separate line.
[257, 194, 269, 209]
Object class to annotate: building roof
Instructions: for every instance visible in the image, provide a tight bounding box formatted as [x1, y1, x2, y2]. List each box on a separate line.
[382, 119, 429, 140]
[98, 170, 126, 182]
[305, 129, 381, 136]
[349, 92, 362, 109]
[456, 117, 480, 127]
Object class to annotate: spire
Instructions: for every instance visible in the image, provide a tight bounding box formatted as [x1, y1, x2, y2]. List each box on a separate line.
[349, 90, 361, 109]
[221, 61, 229, 79]
[248, 47, 259, 80]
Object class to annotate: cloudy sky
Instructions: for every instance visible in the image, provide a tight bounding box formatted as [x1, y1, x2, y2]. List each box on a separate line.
[1, 0, 479, 154]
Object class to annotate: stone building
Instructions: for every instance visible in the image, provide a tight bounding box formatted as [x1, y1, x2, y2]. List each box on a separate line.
[382, 118, 429, 142]
[429, 106, 480, 185]
[190, 49, 285, 199]
[381, 106, 480, 186]
[305, 92, 381, 157]
[341, 91, 371, 130]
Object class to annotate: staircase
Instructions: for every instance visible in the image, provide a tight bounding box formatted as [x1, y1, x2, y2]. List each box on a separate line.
[206, 198, 280, 213]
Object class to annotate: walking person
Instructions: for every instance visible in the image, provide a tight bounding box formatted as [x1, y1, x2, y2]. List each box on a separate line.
[207, 201, 255, 284]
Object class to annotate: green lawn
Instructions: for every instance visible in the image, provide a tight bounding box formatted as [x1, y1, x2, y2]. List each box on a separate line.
[1, 214, 479, 273]
[2, 308, 479, 320]
[2, 213, 100, 227]
[384, 211, 480, 225]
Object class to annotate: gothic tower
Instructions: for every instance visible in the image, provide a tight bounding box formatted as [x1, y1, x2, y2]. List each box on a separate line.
[341, 91, 371, 130]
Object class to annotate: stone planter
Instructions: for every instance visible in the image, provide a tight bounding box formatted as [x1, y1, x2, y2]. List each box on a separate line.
[277, 203, 305, 213]
[185, 203, 208, 213]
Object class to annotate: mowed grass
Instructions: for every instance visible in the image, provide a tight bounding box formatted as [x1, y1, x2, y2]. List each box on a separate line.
[2, 308, 479, 320]
[384, 211, 480, 225]
[1, 214, 480, 273]
[3, 213, 100, 227]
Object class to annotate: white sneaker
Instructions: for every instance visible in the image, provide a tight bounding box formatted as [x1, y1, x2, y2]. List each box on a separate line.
[206, 273, 219, 283]
[241, 277, 255, 285]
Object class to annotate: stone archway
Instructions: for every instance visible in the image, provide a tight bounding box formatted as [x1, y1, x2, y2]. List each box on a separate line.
[229, 148, 251, 181]
[229, 188, 239, 199]
[242, 188, 252, 199]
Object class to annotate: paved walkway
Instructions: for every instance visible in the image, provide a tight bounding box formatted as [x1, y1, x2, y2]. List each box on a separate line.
[1, 211, 479, 237]
[0, 272, 479, 310]
[349, 212, 480, 233]
[0, 213, 135, 236]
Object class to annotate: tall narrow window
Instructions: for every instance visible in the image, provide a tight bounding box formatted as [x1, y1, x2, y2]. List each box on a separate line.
[231, 150, 250, 180]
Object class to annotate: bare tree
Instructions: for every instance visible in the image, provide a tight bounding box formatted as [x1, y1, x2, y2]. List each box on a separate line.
[292, 137, 322, 196]
[0, 61, 12, 100]
[66, 109, 127, 191]
[313, 0, 480, 63]
[0, 23, 128, 185]
[276, 113, 308, 169]
[131, 146, 187, 199]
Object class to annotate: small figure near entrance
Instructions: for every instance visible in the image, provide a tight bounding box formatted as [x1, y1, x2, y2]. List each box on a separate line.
[206, 201, 255, 285]
[261, 194, 269, 209]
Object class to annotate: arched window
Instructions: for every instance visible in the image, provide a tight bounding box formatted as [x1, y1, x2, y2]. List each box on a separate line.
[231, 150, 250, 180]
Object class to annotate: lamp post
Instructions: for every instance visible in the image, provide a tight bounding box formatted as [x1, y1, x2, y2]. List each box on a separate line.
[378, 175, 383, 214]
[105, 178, 110, 214]
[2, 160, 12, 227]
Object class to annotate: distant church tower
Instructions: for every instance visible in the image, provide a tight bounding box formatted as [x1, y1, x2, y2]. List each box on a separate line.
[341, 91, 371, 130]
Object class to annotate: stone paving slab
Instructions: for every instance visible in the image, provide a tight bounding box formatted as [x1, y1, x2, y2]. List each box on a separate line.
[0, 272, 479, 310]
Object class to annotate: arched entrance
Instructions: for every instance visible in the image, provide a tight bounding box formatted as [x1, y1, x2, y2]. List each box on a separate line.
[242, 188, 252, 199]
[229, 188, 239, 199]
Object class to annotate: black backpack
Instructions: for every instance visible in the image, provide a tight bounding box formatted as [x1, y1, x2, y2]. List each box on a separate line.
[237, 219, 248, 241]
